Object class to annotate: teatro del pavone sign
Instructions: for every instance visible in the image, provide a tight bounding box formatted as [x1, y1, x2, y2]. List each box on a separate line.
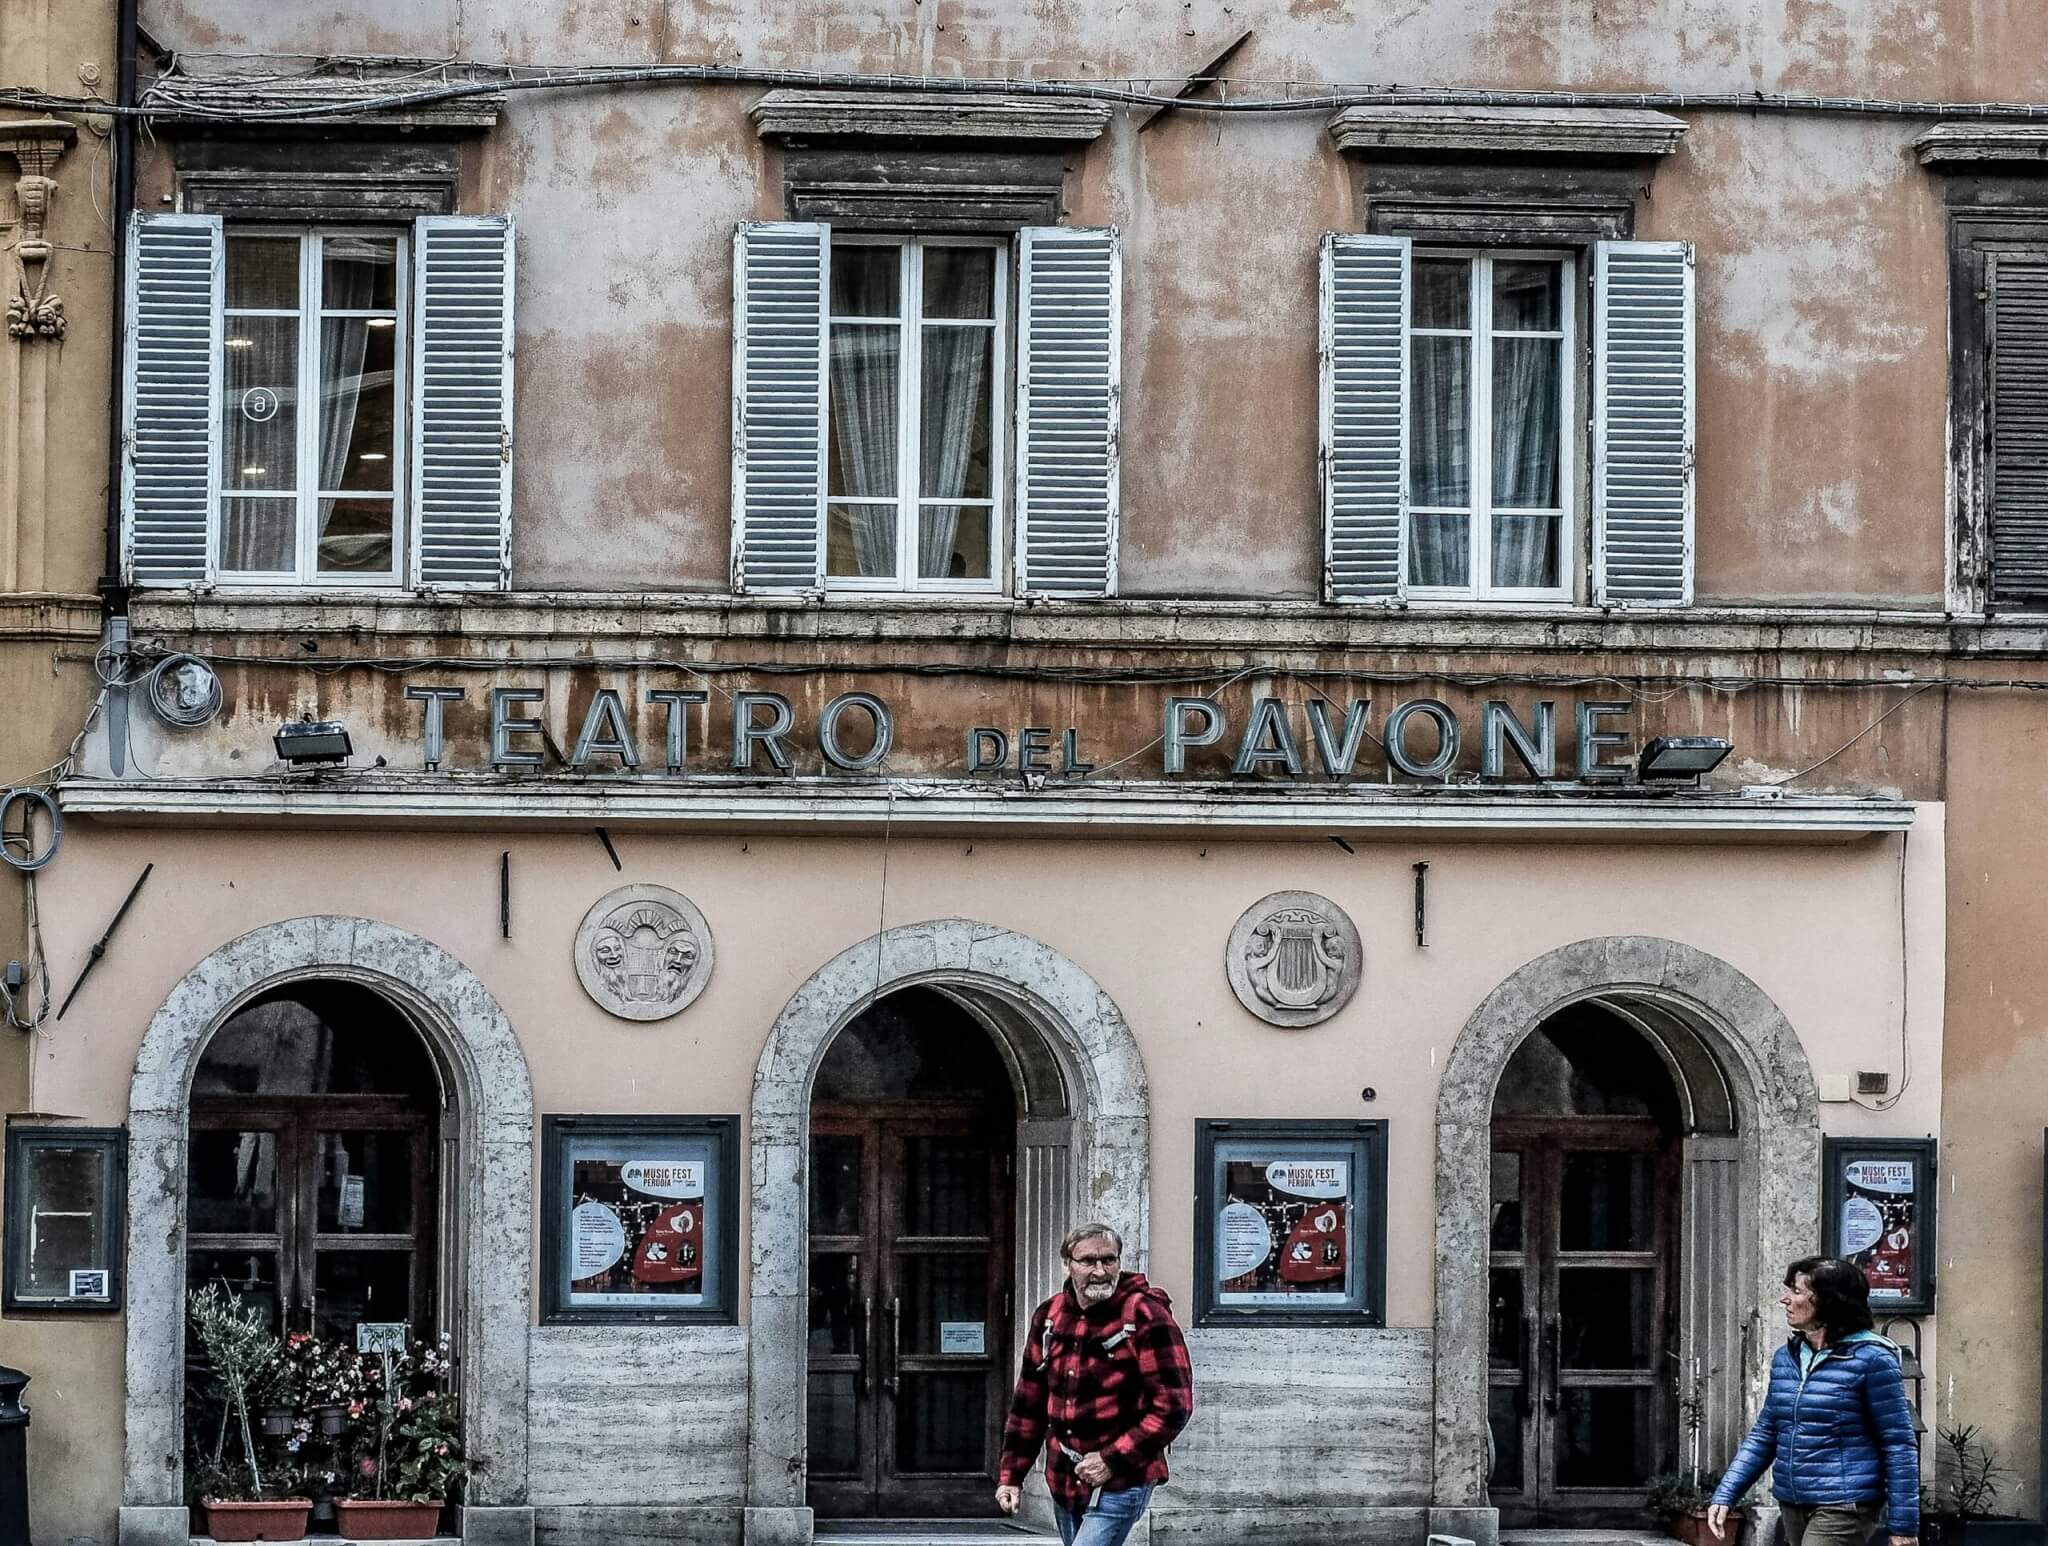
[394, 683, 1661, 784]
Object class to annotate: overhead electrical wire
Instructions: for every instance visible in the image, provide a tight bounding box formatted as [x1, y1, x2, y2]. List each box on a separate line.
[7, 60, 2048, 125]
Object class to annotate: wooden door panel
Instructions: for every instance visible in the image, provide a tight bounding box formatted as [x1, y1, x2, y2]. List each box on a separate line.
[1490, 1120, 1677, 1527]
[809, 1106, 1011, 1519]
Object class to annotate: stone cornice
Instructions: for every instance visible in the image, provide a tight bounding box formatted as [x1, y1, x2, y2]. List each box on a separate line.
[749, 88, 1113, 143]
[0, 593, 102, 642]
[57, 775, 1914, 844]
[1327, 103, 1688, 159]
[141, 74, 505, 130]
[122, 591, 2048, 664]
[1914, 123, 2048, 167]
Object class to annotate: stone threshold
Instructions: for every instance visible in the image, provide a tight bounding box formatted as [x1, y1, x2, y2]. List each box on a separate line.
[189, 1538, 457, 1545]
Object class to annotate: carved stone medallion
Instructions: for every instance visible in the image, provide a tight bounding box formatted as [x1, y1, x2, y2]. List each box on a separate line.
[573, 884, 714, 1022]
[1224, 891, 1363, 1028]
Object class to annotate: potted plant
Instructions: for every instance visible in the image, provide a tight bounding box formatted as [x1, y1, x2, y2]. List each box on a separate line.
[1648, 1356, 1739, 1546]
[186, 1284, 311, 1542]
[335, 1332, 467, 1539]
[1650, 1472, 1738, 1546]
[1924, 1424, 2038, 1546]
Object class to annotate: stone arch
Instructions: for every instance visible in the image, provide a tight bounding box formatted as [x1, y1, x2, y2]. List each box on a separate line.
[122, 917, 534, 1539]
[1432, 935, 1819, 1522]
[746, 919, 1150, 1543]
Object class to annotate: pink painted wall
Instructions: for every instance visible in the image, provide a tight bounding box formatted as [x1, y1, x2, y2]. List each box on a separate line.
[30, 811, 1944, 1329]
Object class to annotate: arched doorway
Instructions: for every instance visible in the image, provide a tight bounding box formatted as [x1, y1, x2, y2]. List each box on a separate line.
[122, 917, 535, 1545]
[746, 918, 1149, 1546]
[186, 981, 444, 1343]
[1431, 936, 1820, 1546]
[1486, 1001, 1685, 1526]
[806, 987, 1019, 1518]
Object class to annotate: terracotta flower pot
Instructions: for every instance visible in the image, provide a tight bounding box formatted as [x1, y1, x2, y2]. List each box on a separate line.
[1667, 1507, 1742, 1546]
[201, 1497, 313, 1542]
[334, 1497, 447, 1539]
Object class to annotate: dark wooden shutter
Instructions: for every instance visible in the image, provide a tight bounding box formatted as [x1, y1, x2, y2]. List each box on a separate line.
[1990, 254, 2048, 606]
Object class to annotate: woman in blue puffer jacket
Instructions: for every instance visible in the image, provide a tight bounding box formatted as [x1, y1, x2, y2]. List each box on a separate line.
[1708, 1256, 1919, 1546]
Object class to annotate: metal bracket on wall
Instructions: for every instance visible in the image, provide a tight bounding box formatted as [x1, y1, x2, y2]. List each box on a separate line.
[56, 862, 153, 1019]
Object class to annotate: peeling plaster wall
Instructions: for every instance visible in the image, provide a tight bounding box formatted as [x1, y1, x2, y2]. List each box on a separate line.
[131, 0, 2031, 605]
[1938, 687, 2048, 1515]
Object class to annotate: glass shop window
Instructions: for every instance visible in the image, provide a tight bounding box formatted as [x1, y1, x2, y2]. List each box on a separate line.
[3, 1126, 126, 1310]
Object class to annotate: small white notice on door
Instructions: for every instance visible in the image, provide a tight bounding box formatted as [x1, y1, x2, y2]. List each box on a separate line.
[940, 1322, 986, 1355]
[338, 1175, 367, 1229]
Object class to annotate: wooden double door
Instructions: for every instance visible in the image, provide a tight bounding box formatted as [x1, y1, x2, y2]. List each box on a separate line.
[807, 1101, 1013, 1517]
[1488, 1118, 1679, 1527]
[186, 1095, 438, 1340]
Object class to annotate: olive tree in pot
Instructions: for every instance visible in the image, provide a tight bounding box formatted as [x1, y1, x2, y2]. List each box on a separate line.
[1923, 1425, 2040, 1546]
[186, 1284, 311, 1542]
[1650, 1358, 1742, 1546]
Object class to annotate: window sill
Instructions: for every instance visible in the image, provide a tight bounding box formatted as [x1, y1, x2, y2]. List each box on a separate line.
[122, 587, 2048, 659]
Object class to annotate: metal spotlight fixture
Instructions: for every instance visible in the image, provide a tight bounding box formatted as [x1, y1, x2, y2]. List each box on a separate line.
[1637, 735, 1734, 781]
[273, 717, 353, 766]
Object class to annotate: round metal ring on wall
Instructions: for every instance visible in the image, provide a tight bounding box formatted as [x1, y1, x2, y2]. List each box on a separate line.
[572, 883, 715, 1023]
[1224, 890, 1363, 1028]
[144, 653, 223, 729]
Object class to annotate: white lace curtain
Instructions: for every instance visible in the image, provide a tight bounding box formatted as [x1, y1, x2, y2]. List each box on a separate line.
[830, 248, 993, 581]
[1410, 266, 1560, 590]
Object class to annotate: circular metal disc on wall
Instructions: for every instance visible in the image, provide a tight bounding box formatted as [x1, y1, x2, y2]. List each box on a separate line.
[1224, 890, 1363, 1028]
[573, 883, 715, 1022]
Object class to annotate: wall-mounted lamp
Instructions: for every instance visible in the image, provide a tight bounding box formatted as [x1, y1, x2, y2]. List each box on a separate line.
[274, 717, 352, 765]
[1637, 735, 1734, 781]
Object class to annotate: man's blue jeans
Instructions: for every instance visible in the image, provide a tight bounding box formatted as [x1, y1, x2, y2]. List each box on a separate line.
[1054, 1483, 1155, 1546]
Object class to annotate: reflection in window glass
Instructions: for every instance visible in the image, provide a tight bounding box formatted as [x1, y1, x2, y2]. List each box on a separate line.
[18, 1144, 110, 1297]
[558, 1129, 723, 1314]
[825, 239, 1003, 590]
[1214, 1143, 1358, 1309]
[1407, 251, 1569, 597]
[217, 227, 404, 581]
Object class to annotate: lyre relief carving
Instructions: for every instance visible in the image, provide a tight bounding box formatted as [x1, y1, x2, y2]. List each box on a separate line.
[1225, 891, 1364, 1028]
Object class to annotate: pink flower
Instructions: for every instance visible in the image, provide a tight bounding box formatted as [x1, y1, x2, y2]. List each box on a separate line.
[398, 1397, 412, 1411]
[434, 1444, 448, 1457]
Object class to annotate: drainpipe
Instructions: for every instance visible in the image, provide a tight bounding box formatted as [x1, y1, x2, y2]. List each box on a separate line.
[99, 0, 136, 617]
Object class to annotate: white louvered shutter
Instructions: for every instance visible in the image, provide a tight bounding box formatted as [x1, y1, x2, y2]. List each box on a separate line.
[410, 215, 515, 590]
[1016, 226, 1120, 597]
[123, 212, 221, 586]
[732, 221, 828, 592]
[1594, 240, 1695, 607]
[1321, 234, 1410, 604]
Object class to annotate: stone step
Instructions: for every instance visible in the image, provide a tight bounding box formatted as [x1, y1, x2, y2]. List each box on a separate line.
[817, 1523, 1057, 1546]
[1501, 1532, 1674, 1546]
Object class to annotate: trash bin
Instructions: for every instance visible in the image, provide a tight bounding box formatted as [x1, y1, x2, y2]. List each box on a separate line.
[0, 1364, 30, 1546]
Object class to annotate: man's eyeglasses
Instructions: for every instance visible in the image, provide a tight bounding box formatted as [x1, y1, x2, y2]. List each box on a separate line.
[1069, 1253, 1120, 1268]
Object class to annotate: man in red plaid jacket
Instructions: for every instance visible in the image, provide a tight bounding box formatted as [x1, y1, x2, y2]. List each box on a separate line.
[995, 1221, 1195, 1546]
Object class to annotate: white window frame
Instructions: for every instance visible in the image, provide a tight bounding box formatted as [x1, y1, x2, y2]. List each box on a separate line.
[825, 233, 1008, 595]
[1406, 247, 1575, 605]
[215, 224, 410, 588]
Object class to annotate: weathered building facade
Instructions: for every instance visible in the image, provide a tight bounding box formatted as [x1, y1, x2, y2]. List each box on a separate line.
[0, 0, 121, 1540]
[9, 2, 2048, 1545]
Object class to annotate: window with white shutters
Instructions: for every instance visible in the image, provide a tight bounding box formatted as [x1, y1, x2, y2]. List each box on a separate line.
[731, 221, 1120, 598]
[119, 210, 514, 590]
[1320, 233, 1694, 608]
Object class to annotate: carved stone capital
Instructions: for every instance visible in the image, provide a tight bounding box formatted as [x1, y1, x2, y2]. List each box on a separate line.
[0, 117, 78, 342]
